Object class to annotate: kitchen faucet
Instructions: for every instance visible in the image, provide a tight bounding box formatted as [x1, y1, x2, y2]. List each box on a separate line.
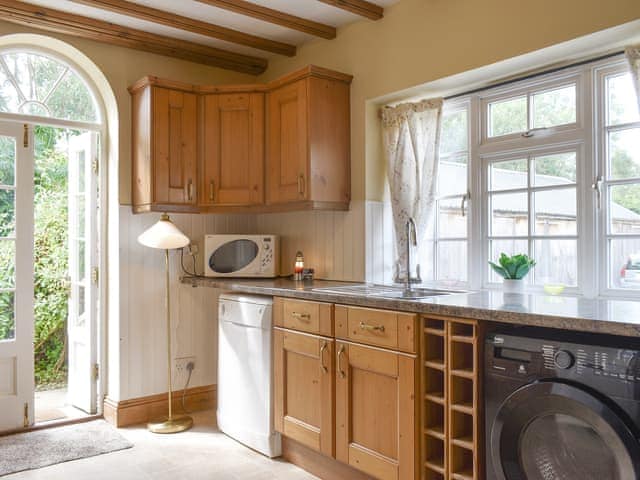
[405, 218, 422, 293]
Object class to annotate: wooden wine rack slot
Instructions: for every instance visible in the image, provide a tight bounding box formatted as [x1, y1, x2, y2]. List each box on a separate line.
[420, 316, 483, 480]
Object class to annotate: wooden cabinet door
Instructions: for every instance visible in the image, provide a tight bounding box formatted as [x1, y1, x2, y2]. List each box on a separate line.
[335, 341, 416, 480]
[267, 79, 308, 204]
[274, 329, 334, 457]
[152, 87, 197, 205]
[202, 92, 264, 206]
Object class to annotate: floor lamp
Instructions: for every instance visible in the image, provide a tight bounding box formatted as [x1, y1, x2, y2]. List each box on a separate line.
[138, 213, 193, 434]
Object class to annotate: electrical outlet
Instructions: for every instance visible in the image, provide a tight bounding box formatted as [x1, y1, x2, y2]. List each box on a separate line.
[187, 243, 199, 256]
[174, 356, 196, 374]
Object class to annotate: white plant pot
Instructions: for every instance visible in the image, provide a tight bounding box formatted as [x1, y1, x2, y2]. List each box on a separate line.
[503, 279, 525, 293]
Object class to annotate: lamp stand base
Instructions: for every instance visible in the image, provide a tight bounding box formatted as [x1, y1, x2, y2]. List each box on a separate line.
[147, 415, 193, 434]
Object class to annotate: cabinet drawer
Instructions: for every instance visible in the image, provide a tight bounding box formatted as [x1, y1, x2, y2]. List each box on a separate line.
[335, 305, 417, 353]
[274, 297, 333, 336]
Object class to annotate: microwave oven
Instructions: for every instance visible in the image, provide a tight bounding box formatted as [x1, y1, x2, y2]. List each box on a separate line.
[204, 235, 279, 278]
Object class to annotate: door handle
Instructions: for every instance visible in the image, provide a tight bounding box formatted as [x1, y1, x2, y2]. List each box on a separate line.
[297, 174, 305, 196]
[319, 342, 328, 373]
[337, 345, 346, 378]
[359, 321, 385, 333]
[209, 180, 215, 202]
[187, 180, 194, 201]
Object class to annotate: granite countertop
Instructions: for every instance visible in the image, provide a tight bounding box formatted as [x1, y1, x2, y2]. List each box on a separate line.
[181, 276, 640, 338]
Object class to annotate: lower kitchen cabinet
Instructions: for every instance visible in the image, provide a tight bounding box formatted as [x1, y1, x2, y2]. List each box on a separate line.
[335, 341, 417, 480]
[273, 328, 334, 457]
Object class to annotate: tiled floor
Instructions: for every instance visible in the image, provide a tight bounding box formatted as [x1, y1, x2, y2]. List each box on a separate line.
[5, 410, 318, 480]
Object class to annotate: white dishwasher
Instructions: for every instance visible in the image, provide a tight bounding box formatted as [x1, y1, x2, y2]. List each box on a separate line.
[217, 293, 281, 457]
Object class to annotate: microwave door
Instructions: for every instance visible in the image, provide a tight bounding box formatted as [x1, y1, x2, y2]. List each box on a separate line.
[209, 239, 260, 275]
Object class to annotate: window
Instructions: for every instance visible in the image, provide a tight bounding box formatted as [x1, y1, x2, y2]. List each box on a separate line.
[599, 69, 640, 291]
[415, 54, 640, 297]
[425, 104, 470, 284]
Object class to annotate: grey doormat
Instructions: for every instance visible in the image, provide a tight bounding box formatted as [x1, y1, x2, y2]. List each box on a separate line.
[0, 420, 133, 477]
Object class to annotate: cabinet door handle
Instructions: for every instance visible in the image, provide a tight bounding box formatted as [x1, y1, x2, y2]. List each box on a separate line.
[291, 311, 311, 321]
[319, 341, 328, 373]
[209, 180, 215, 202]
[359, 321, 385, 333]
[187, 180, 194, 201]
[297, 174, 305, 195]
[337, 345, 346, 378]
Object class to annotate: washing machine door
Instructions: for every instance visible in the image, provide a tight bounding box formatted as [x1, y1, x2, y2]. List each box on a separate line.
[491, 380, 640, 480]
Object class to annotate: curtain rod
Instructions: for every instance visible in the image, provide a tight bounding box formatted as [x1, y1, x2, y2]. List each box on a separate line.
[444, 50, 625, 101]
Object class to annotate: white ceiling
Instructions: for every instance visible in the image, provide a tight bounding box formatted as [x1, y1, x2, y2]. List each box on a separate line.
[22, 0, 400, 59]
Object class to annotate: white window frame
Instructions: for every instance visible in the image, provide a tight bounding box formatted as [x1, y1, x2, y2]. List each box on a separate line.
[594, 60, 640, 298]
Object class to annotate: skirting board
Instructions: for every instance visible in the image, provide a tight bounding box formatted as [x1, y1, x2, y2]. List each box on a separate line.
[281, 437, 375, 480]
[103, 384, 216, 428]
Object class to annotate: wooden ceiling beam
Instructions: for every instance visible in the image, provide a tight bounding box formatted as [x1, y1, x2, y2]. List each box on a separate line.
[0, 0, 267, 75]
[195, 0, 337, 40]
[69, 0, 296, 57]
[316, 0, 383, 20]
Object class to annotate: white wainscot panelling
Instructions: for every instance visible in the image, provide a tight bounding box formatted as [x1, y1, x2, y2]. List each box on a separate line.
[0, 357, 16, 396]
[254, 200, 366, 281]
[117, 207, 256, 401]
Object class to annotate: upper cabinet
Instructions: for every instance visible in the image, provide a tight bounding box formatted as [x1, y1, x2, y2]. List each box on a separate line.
[201, 91, 265, 207]
[267, 69, 352, 210]
[129, 66, 352, 214]
[130, 81, 198, 213]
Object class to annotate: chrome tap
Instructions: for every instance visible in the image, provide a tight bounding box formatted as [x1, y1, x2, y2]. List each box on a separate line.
[405, 218, 421, 293]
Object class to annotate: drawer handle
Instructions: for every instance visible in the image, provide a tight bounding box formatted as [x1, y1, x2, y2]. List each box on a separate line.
[319, 341, 328, 373]
[291, 311, 311, 322]
[359, 321, 385, 333]
[337, 345, 346, 378]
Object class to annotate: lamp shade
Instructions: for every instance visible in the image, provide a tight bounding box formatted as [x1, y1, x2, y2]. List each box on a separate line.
[138, 214, 190, 250]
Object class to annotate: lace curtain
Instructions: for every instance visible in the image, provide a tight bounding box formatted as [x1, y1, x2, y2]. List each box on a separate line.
[627, 45, 640, 113]
[381, 98, 443, 282]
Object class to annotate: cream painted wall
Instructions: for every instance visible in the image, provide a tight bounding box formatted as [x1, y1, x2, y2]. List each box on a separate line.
[257, 0, 640, 202]
[0, 21, 255, 205]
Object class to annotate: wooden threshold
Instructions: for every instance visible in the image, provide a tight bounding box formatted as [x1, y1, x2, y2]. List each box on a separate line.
[0, 414, 102, 437]
[103, 384, 216, 428]
[316, 0, 383, 20]
[0, 0, 267, 75]
[282, 436, 376, 480]
[70, 0, 296, 57]
[195, 0, 337, 39]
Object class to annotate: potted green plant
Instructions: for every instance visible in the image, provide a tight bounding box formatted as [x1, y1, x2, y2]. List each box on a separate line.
[489, 253, 536, 293]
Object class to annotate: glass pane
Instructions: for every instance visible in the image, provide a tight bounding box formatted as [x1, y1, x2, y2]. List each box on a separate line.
[46, 70, 97, 123]
[520, 414, 617, 480]
[490, 159, 528, 191]
[440, 110, 468, 155]
[0, 291, 15, 341]
[491, 192, 528, 237]
[2, 52, 67, 104]
[77, 240, 86, 282]
[437, 241, 467, 282]
[78, 285, 85, 318]
[611, 238, 640, 289]
[0, 189, 15, 238]
[0, 240, 15, 289]
[77, 150, 85, 194]
[609, 184, 640, 234]
[438, 156, 467, 196]
[488, 96, 527, 137]
[77, 195, 85, 239]
[607, 73, 640, 126]
[209, 239, 259, 273]
[0, 68, 20, 113]
[533, 239, 578, 286]
[609, 128, 640, 180]
[532, 85, 576, 129]
[438, 197, 467, 237]
[0, 135, 15, 186]
[533, 152, 576, 186]
[534, 188, 577, 236]
[489, 239, 529, 282]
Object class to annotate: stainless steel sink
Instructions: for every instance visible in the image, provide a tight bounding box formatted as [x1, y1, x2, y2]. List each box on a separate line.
[312, 284, 463, 299]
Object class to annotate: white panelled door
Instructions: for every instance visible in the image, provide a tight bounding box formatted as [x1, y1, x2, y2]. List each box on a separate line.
[0, 122, 34, 431]
[67, 131, 99, 414]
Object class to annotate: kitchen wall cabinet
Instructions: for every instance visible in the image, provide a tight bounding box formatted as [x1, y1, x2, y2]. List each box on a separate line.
[273, 328, 335, 457]
[267, 69, 352, 210]
[200, 92, 264, 207]
[129, 66, 352, 214]
[131, 82, 198, 213]
[335, 341, 416, 480]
